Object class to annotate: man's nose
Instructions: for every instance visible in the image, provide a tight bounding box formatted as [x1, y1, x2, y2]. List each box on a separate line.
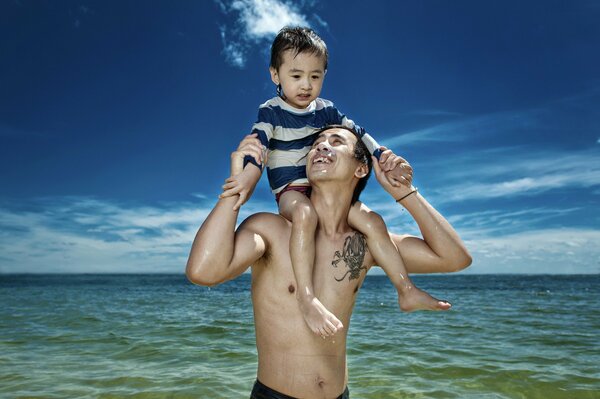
[316, 140, 330, 152]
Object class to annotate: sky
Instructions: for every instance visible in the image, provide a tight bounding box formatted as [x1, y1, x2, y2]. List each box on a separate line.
[0, 0, 599, 274]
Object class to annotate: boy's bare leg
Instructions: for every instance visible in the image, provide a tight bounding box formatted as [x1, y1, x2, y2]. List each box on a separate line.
[279, 190, 344, 336]
[348, 202, 451, 311]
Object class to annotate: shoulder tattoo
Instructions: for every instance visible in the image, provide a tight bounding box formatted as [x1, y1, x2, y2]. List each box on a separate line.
[331, 233, 368, 282]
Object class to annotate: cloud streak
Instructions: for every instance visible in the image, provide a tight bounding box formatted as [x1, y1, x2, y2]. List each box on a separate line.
[360, 189, 599, 274]
[422, 148, 600, 202]
[463, 228, 600, 274]
[380, 109, 538, 148]
[0, 193, 597, 274]
[0, 196, 276, 274]
[382, 86, 600, 149]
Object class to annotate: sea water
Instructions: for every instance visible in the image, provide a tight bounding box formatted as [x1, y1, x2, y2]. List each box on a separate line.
[1, 274, 598, 398]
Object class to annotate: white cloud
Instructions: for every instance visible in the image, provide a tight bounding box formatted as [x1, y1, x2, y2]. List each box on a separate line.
[0, 196, 276, 274]
[0, 194, 598, 274]
[220, 28, 246, 67]
[366, 199, 599, 274]
[381, 110, 538, 148]
[445, 207, 582, 236]
[381, 125, 467, 147]
[217, 0, 316, 67]
[463, 228, 600, 274]
[232, 0, 308, 38]
[382, 86, 599, 149]
[409, 110, 462, 117]
[427, 149, 600, 202]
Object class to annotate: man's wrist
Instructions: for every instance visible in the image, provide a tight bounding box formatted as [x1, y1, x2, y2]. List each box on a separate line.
[395, 186, 418, 203]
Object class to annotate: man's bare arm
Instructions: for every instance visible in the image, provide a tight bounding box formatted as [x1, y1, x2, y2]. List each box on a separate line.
[186, 197, 266, 286]
[186, 135, 267, 286]
[391, 191, 471, 274]
[372, 155, 472, 275]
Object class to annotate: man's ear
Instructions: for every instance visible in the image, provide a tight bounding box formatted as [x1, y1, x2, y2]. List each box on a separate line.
[355, 162, 369, 179]
[269, 67, 279, 85]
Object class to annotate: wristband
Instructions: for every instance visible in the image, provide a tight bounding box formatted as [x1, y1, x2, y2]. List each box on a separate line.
[396, 187, 418, 203]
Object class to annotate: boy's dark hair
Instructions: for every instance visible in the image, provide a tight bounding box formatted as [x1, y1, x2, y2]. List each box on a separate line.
[313, 125, 372, 204]
[270, 26, 328, 71]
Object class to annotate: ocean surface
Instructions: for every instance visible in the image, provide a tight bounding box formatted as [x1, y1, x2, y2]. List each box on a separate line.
[1, 274, 598, 399]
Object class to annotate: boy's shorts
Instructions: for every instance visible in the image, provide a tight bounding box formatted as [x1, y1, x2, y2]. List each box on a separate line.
[275, 185, 312, 205]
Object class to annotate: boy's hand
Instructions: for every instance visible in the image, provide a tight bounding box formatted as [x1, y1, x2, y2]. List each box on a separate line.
[220, 166, 261, 210]
[230, 133, 266, 176]
[378, 146, 413, 188]
[372, 153, 415, 200]
[223, 133, 265, 210]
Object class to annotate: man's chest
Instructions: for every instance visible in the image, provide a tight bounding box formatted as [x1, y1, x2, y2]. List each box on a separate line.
[314, 232, 371, 287]
[266, 230, 372, 290]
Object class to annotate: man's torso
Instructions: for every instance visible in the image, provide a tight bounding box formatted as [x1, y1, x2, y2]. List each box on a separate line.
[249, 213, 374, 398]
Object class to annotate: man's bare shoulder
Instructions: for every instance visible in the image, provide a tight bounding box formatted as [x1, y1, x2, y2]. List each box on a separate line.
[238, 212, 290, 236]
[388, 232, 412, 242]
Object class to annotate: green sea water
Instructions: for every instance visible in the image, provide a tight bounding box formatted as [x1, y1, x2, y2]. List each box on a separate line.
[1, 274, 598, 398]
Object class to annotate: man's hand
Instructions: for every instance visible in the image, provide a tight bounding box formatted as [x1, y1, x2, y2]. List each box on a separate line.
[221, 133, 266, 210]
[378, 146, 413, 188]
[372, 150, 415, 200]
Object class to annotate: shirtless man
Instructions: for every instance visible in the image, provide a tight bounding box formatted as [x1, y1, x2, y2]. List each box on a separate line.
[186, 125, 471, 398]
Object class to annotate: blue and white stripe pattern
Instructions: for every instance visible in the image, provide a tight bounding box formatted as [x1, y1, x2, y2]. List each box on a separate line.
[245, 96, 381, 194]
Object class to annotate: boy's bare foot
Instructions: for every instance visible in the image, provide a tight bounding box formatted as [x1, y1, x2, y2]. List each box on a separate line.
[298, 296, 344, 337]
[398, 286, 451, 312]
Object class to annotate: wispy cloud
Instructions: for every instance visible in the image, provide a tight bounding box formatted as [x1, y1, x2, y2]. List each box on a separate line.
[422, 148, 600, 202]
[408, 110, 463, 117]
[0, 196, 276, 273]
[355, 192, 599, 274]
[68, 4, 94, 29]
[382, 85, 600, 149]
[376, 87, 600, 203]
[463, 228, 600, 274]
[381, 109, 538, 148]
[216, 0, 321, 67]
[0, 194, 597, 274]
[360, 190, 599, 274]
[446, 207, 582, 236]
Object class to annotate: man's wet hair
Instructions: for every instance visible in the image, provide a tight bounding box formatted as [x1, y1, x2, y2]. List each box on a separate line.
[270, 26, 328, 71]
[313, 125, 372, 204]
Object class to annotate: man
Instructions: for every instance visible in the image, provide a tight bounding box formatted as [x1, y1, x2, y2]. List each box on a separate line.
[186, 126, 471, 398]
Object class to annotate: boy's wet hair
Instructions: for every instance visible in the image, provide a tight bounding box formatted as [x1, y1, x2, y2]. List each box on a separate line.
[313, 125, 372, 204]
[270, 26, 328, 71]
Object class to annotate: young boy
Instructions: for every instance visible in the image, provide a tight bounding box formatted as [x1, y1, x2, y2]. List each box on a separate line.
[221, 27, 450, 337]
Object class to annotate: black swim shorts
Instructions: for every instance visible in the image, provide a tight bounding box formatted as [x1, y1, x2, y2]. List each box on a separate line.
[250, 379, 349, 399]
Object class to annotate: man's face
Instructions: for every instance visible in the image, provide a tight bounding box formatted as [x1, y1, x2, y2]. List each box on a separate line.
[307, 128, 365, 183]
[270, 50, 326, 109]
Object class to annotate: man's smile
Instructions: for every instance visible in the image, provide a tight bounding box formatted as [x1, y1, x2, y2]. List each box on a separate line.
[312, 154, 332, 164]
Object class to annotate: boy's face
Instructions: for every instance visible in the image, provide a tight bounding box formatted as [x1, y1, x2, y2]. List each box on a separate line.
[270, 50, 326, 109]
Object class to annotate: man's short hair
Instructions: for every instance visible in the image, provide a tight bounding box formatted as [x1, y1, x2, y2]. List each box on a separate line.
[313, 125, 372, 204]
[270, 26, 328, 71]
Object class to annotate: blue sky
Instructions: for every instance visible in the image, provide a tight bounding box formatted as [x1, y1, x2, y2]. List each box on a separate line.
[1, 0, 599, 274]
